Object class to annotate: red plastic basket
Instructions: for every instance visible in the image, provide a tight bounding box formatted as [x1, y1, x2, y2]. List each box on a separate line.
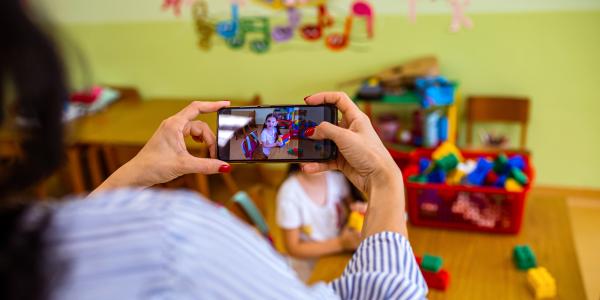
[403, 150, 535, 234]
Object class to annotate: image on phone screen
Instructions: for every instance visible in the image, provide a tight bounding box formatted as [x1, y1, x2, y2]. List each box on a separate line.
[217, 105, 337, 162]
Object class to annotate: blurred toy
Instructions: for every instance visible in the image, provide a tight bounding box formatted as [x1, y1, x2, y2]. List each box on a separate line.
[241, 131, 260, 159]
[356, 78, 384, 100]
[505, 178, 524, 192]
[513, 245, 537, 270]
[480, 130, 509, 148]
[415, 76, 456, 109]
[527, 267, 556, 299]
[277, 133, 291, 146]
[376, 114, 401, 143]
[411, 110, 424, 146]
[421, 254, 443, 272]
[347, 211, 365, 232]
[466, 158, 493, 186]
[288, 147, 303, 156]
[416, 256, 450, 291]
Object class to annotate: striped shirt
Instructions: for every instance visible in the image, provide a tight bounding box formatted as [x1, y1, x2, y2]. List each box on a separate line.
[40, 189, 427, 300]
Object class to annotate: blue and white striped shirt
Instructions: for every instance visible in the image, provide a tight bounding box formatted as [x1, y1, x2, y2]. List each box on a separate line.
[41, 189, 427, 299]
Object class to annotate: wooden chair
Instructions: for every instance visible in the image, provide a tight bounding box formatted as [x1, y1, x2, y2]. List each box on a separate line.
[466, 96, 530, 150]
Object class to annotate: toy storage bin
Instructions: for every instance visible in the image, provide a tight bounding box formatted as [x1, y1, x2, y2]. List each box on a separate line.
[403, 150, 534, 234]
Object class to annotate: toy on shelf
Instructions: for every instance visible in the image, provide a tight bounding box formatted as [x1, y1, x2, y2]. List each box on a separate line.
[415, 76, 456, 109]
[376, 114, 401, 143]
[416, 255, 450, 291]
[513, 245, 537, 270]
[346, 211, 365, 232]
[527, 267, 557, 299]
[241, 131, 260, 159]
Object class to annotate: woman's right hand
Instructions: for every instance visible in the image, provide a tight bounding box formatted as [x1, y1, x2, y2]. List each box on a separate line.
[302, 92, 402, 195]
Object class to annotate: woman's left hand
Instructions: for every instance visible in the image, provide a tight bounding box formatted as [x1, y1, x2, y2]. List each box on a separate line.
[92, 101, 231, 193]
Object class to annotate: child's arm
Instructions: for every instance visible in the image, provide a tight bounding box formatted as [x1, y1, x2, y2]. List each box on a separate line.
[260, 131, 280, 148]
[283, 227, 360, 259]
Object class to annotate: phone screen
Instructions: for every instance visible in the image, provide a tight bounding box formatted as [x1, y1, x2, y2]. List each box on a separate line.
[217, 105, 338, 162]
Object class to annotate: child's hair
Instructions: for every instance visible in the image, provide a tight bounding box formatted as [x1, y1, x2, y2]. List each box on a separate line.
[263, 113, 281, 136]
[286, 163, 302, 176]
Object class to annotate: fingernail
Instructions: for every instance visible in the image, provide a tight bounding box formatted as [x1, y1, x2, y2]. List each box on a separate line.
[219, 165, 232, 173]
[305, 127, 315, 137]
[303, 95, 311, 101]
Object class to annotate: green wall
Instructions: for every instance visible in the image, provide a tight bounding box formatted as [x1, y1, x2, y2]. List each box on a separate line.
[55, 11, 600, 188]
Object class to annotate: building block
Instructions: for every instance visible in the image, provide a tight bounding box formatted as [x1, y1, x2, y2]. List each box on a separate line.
[508, 155, 526, 170]
[277, 133, 291, 146]
[493, 153, 509, 175]
[513, 245, 537, 270]
[422, 269, 450, 291]
[288, 148, 303, 156]
[511, 167, 529, 185]
[446, 169, 465, 185]
[419, 158, 432, 173]
[527, 267, 557, 299]
[457, 159, 477, 175]
[466, 158, 493, 186]
[495, 175, 508, 188]
[409, 175, 428, 183]
[347, 211, 365, 232]
[432, 141, 464, 162]
[421, 254, 443, 272]
[505, 178, 524, 192]
[485, 171, 499, 186]
[427, 169, 446, 183]
[436, 153, 459, 172]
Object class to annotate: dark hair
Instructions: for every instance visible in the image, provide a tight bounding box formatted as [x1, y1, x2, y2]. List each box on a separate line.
[287, 163, 301, 176]
[262, 113, 281, 136]
[1, 0, 69, 299]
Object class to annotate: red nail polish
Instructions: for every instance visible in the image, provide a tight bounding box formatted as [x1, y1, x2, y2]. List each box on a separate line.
[219, 165, 232, 173]
[305, 127, 315, 137]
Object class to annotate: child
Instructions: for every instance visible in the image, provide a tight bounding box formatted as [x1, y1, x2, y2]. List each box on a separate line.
[260, 113, 283, 157]
[276, 164, 367, 281]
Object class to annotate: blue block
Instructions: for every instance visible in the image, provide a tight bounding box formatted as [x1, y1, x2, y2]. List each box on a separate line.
[508, 155, 526, 170]
[438, 116, 449, 142]
[419, 158, 431, 173]
[467, 158, 493, 186]
[495, 175, 508, 188]
[427, 169, 446, 183]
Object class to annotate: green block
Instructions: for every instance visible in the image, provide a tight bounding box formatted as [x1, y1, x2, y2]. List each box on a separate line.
[513, 245, 537, 270]
[408, 175, 428, 183]
[493, 154, 509, 174]
[511, 168, 529, 185]
[421, 254, 443, 272]
[436, 154, 459, 172]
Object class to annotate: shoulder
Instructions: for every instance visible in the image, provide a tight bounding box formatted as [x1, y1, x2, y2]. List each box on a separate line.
[277, 176, 300, 201]
[327, 171, 348, 186]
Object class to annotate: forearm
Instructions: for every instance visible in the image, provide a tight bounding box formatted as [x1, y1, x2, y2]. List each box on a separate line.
[363, 167, 408, 238]
[286, 238, 344, 259]
[90, 160, 151, 196]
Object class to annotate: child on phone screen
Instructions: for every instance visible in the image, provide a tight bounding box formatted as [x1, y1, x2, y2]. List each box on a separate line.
[276, 164, 367, 281]
[260, 113, 282, 157]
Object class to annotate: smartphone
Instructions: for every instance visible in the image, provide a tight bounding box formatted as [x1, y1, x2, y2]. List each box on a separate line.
[217, 105, 338, 162]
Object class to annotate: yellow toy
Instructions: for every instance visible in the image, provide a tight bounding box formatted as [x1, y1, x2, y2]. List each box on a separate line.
[347, 211, 365, 232]
[446, 169, 465, 185]
[254, 0, 326, 10]
[527, 267, 557, 299]
[432, 141, 464, 162]
[505, 178, 524, 192]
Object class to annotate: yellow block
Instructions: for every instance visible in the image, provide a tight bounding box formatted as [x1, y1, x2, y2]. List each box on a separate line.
[347, 211, 365, 232]
[432, 141, 464, 162]
[446, 169, 465, 185]
[527, 267, 557, 299]
[505, 178, 524, 192]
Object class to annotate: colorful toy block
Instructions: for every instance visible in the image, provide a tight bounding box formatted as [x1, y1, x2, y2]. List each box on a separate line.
[505, 178, 524, 192]
[466, 158, 493, 186]
[508, 155, 526, 170]
[432, 141, 464, 162]
[446, 169, 465, 185]
[493, 153, 509, 175]
[513, 245, 537, 270]
[288, 148, 303, 156]
[436, 153, 459, 172]
[421, 254, 443, 272]
[527, 267, 556, 299]
[511, 167, 529, 185]
[422, 269, 450, 291]
[409, 175, 428, 183]
[485, 170, 499, 186]
[277, 133, 291, 146]
[347, 211, 365, 232]
[419, 158, 432, 173]
[427, 169, 446, 184]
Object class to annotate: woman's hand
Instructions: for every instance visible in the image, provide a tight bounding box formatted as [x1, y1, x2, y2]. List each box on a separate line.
[92, 101, 231, 194]
[301, 92, 402, 195]
[302, 92, 408, 238]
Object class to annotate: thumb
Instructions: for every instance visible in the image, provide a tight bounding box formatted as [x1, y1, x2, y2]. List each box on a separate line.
[182, 155, 231, 175]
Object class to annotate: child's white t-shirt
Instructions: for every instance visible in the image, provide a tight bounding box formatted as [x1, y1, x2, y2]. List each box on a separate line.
[260, 128, 277, 156]
[276, 171, 350, 242]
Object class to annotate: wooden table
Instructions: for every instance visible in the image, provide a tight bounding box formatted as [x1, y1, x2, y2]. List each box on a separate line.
[308, 195, 586, 299]
[1, 98, 232, 195]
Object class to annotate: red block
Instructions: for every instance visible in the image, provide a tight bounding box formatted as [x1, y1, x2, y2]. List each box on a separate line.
[421, 269, 450, 291]
[485, 171, 499, 186]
